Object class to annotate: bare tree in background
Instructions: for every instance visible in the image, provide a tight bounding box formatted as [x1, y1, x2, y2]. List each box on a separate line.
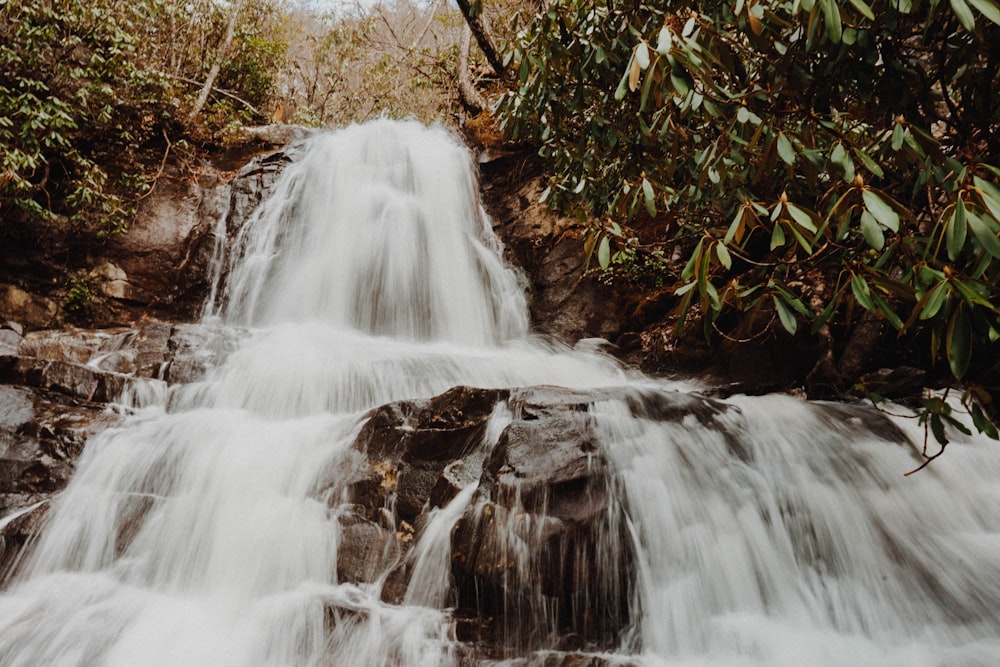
[188, 0, 247, 122]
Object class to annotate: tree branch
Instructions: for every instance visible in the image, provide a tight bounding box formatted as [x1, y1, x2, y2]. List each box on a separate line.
[188, 0, 247, 122]
[167, 73, 262, 118]
[454, 0, 507, 80]
[458, 24, 486, 113]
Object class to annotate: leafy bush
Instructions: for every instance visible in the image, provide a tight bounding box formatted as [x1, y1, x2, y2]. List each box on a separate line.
[497, 0, 1000, 441]
[0, 0, 178, 234]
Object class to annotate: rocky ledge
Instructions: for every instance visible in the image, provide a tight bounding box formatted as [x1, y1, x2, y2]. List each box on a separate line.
[0, 325, 735, 664]
[328, 383, 733, 664]
[0, 319, 238, 579]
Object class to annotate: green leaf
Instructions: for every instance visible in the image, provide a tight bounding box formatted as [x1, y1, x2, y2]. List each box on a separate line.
[946, 308, 972, 379]
[777, 133, 796, 165]
[871, 291, 904, 329]
[614, 68, 629, 101]
[950, 0, 977, 30]
[861, 210, 885, 250]
[942, 412, 973, 436]
[773, 283, 812, 315]
[952, 277, 999, 311]
[675, 280, 697, 296]
[929, 412, 949, 446]
[862, 189, 900, 232]
[853, 148, 885, 178]
[656, 27, 673, 54]
[968, 0, 1000, 24]
[947, 200, 968, 260]
[725, 206, 747, 244]
[670, 73, 689, 97]
[970, 401, 1000, 439]
[891, 123, 905, 150]
[598, 235, 611, 269]
[773, 295, 798, 334]
[786, 223, 812, 253]
[831, 142, 847, 167]
[770, 223, 786, 250]
[642, 177, 656, 216]
[716, 241, 732, 269]
[973, 175, 1000, 221]
[848, 0, 876, 20]
[852, 274, 876, 312]
[919, 282, 950, 320]
[967, 211, 1000, 258]
[821, 0, 844, 41]
[786, 202, 818, 233]
[681, 239, 703, 280]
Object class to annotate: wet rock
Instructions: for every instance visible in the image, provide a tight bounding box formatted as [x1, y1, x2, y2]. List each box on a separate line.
[479, 160, 625, 345]
[163, 323, 240, 384]
[0, 324, 21, 356]
[0, 382, 122, 583]
[0, 357, 129, 403]
[0, 498, 49, 583]
[490, 652, 638, 667]
[226, 143, 309, 236]
[234, 124, 315, 147]
[0, 320, 241, 580]
[342, 384, 642, 655]
[336, 517, 403, 584]
[347, 386, 510, 524]
[451, 389, 632, 653]
[111, 165, 230, 319]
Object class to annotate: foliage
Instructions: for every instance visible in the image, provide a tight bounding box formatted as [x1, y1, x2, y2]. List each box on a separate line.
[496, 0, 1000, 440]
[64, 271, 96, 313]
[0, 0, 177, 234]
[0, 0, 293, 234]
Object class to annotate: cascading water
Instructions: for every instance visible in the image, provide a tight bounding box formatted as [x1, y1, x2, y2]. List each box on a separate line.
[1, 119, 999, 666]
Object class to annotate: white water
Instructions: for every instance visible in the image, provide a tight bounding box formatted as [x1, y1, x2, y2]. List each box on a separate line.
[1, 119, 999, 666]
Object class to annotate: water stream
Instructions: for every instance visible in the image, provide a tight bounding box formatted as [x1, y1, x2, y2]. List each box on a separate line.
[1, 120, 998, 666]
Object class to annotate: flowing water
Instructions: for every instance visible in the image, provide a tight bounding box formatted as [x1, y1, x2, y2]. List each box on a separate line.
[1, 120, 999, 666]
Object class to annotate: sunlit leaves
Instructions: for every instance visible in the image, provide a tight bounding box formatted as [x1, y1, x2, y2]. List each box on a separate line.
[497, 0, 1000, 437]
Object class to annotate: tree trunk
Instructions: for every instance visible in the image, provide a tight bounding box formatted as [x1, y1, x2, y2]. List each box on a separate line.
[458, 24, 486, 113]
[454, 0, 507, 79]
[187, 0, 246, 123]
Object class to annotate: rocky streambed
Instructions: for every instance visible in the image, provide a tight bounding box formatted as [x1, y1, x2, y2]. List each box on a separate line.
[0, 314, 742, 665]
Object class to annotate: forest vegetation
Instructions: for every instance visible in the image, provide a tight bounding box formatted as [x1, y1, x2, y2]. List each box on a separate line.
[1, 0, 999, 452]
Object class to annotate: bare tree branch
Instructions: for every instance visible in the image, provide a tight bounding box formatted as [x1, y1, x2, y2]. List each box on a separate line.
[168, 73, 262, 118]
[188, 0, 246, 122]
[454, 0, 507, 79]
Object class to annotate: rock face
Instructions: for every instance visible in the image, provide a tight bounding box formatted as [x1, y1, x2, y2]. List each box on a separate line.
[331, 385, 712, 661]
[0, 320, 238, 580]
[327, 383, 740, 662]
[0, 127, 310, 331]
[479, 156, 627, 346]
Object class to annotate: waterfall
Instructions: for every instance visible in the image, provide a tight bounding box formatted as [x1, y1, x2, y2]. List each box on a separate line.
[1, 119, 999, 667]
